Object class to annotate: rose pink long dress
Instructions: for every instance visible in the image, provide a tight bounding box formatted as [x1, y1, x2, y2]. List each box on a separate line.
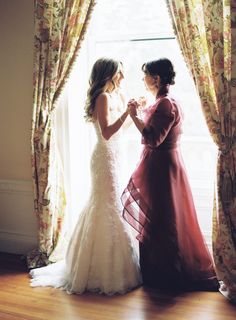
[122, 90, 219, 291]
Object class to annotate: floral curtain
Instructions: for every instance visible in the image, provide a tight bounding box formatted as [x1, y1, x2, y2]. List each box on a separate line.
[166, 0, 236, 303]
[28, 0, 96, 269]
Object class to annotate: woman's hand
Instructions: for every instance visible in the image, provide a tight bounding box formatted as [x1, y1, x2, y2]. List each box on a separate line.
[137, 96, 147, 109]
[127, 98, 145, 134]
[127, 99, 139, 117]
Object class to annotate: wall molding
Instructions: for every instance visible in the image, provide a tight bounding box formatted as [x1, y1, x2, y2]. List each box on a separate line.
[0, 179, 37, 254]
[0, 179, 33, 196]
[0, 229, 37, 254]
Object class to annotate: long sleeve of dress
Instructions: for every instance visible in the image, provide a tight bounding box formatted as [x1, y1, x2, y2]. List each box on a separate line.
[122, 94, 218, 292]
[142, 98, 175, 148]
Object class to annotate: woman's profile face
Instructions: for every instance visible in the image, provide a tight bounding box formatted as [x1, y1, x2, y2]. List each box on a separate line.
[143, 72, 155, 91]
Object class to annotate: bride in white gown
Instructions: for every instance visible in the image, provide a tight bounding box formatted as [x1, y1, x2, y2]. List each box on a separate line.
[30, 57, 142, 295]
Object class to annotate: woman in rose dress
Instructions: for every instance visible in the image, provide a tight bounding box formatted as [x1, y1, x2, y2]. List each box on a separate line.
[122, 58, 219, 291]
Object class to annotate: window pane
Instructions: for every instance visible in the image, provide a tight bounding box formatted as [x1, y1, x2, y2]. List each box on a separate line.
[67, 0, 217, 247]
[91, 0, 173, 38]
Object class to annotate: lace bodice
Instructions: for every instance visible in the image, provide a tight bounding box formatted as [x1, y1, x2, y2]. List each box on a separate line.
[90, 91, 125, 204]
[93, 91, 124, 144]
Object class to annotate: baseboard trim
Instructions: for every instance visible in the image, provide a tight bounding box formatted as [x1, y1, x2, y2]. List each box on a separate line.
[0, 179, 37, 254]
[0, 229, 37, 254]
[0, 179, 33, 195]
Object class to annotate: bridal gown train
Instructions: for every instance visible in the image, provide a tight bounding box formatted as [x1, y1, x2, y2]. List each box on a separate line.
[30, 93, 142, 295]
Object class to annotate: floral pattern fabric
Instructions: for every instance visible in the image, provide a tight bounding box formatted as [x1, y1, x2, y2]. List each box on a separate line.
[167, 0, 236, 303]
[28, 0, 96, 269]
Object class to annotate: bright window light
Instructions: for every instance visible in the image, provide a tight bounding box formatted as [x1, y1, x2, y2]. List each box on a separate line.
[55, 0, 217, 247]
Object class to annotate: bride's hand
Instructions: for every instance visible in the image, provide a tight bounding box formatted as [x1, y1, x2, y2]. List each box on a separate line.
[127, 99, 139, 117]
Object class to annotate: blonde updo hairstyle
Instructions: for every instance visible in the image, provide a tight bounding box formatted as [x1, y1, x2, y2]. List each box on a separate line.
[85, 57, 120, 122]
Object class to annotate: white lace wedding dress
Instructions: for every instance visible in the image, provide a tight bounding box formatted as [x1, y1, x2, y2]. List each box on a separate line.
[30, 92, 142, 295]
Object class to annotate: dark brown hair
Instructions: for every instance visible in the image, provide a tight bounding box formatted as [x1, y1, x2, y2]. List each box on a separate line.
[142, 58, 176, 85]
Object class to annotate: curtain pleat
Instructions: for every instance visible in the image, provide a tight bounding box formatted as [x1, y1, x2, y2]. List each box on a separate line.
[167, 0, 236, 302]
[28, 0, 96, 269]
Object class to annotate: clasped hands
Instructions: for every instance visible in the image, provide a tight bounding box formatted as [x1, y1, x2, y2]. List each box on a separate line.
[127, 96, 147, 117]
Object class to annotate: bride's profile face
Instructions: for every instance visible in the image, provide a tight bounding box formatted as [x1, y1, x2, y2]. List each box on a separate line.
[112, 63, 124, 88]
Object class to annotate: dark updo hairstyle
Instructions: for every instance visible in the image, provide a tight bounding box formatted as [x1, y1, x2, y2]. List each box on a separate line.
[142, 58, 176, 86]
[85, 57, 120, 122]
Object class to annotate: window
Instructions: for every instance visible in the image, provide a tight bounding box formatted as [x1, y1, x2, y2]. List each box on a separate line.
[56, 0, 217, 246]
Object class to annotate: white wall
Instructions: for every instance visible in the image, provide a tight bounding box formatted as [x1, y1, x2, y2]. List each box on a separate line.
[0, 0, 37, 254]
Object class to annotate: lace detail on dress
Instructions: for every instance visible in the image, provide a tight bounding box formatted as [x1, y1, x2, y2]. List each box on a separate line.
[30, 91, 142, 295]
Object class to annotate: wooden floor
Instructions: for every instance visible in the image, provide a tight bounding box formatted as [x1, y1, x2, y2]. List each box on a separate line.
[0, 253, 236, 320]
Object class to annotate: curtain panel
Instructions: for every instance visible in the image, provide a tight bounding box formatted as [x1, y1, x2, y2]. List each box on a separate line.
[28, 0, 96, 269]
[166, 0, 236, 303]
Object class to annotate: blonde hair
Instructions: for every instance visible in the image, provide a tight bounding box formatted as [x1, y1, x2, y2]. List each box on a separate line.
[84, 57, 120, 122]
